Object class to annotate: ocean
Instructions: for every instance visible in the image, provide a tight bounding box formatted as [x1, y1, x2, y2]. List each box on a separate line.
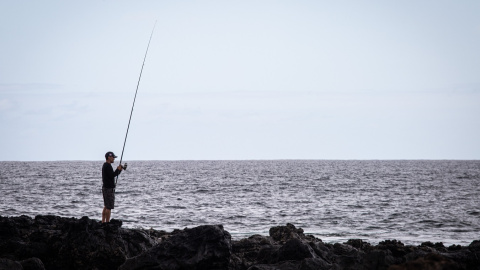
[0, 160, 479, 246]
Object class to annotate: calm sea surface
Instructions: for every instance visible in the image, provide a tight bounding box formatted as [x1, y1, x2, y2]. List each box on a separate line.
[0, 160, 479, 246]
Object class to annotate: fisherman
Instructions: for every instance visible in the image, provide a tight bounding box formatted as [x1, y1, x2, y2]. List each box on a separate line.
[102, 151, 124, 224]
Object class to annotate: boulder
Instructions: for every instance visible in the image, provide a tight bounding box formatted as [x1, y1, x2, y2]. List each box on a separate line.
[277, 238, 316, 261]
[119, 225, 231, 270]
[0, 215, 159, 270]
[231, 235, 277, 269]
[269, 223, 305, 242]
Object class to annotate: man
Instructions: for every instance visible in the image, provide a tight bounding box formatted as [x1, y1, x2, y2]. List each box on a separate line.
[102, 151, 124, 224]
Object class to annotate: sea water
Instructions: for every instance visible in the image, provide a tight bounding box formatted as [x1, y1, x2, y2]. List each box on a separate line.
[0, 160, 479, 246]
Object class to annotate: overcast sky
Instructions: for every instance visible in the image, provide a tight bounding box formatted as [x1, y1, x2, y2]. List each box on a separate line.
[1, 1, 479, 161]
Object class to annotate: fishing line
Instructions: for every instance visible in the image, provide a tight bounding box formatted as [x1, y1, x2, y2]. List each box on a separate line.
[116, 21, 157, 186]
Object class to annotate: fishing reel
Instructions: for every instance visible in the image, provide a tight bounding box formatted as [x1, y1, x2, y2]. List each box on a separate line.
[123, 163, 128, 170]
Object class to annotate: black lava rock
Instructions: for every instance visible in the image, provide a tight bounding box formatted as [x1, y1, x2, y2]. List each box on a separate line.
[1, 216, 479, 270]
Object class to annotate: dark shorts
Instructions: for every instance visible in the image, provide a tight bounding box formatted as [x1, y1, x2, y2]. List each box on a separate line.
[102, 188, 115, 210]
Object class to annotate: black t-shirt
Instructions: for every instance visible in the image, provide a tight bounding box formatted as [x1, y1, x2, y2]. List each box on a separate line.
[102, 162, 121, 188]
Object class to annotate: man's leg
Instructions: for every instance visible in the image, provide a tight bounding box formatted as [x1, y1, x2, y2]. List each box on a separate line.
[102, 188, 107, 223]
[105, 208, 111, 222]
[102, 207, 107, 223]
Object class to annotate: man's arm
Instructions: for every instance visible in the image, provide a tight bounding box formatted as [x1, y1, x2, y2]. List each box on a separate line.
[114, 165, 123, 177]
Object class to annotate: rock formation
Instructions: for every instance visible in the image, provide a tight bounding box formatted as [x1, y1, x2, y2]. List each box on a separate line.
[1, 215, 479, 269]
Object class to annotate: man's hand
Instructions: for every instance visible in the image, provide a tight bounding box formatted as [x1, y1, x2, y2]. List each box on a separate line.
[117, 165, 123, 171]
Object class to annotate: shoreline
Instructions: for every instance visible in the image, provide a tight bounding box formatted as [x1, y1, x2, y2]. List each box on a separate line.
[4, 213, 472, 247]
[1, 215, 479, 269]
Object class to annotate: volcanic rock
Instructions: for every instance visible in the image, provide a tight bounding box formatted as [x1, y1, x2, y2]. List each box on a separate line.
[1, 216, 480, 270]
[0, 215, 161, 269]
[119, 225, 231, 270]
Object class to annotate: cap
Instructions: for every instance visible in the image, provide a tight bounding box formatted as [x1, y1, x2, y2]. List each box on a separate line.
[105, 152, 118, 159]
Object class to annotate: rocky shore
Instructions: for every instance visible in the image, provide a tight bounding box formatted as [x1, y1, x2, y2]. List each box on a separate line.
[1, 215, 479, 270]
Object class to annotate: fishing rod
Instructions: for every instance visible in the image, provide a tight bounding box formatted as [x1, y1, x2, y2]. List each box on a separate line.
[116, 21, 157, 186]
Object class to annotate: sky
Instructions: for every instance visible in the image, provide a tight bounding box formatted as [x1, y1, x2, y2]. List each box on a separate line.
[1, 0, 479, 161]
